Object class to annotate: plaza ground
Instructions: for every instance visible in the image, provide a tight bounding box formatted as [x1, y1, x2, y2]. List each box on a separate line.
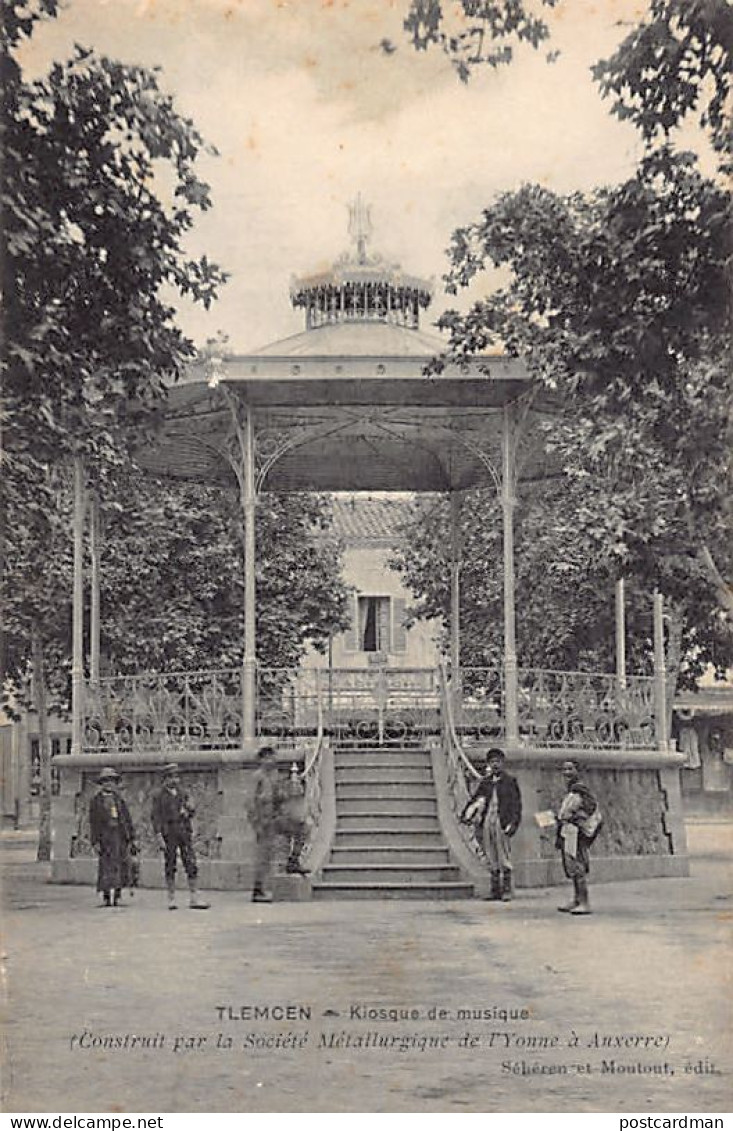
[2, 822, 731, 1114]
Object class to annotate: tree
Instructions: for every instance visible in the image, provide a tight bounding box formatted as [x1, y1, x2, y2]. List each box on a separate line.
[403, 0, 733, 165]
[397, 0, 732, 690]
[403, 0, 559, 80]
[97, 472, 349, 677]
[1, 2, 226, 857]
[392, 477, 730, 683]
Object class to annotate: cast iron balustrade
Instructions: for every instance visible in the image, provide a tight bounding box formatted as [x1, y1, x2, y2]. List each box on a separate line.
[83, 668, 243, 753]
[516, 668, 657, 749]
[82, 664, 658, 755]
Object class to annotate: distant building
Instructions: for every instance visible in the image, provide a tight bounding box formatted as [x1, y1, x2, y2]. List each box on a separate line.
[674, 679, 733, 816]
[303, 494, 440, 673]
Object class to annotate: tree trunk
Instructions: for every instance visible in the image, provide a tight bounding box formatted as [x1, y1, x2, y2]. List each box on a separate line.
[32, 623, 52, 862]
[698, 542, 733, 617]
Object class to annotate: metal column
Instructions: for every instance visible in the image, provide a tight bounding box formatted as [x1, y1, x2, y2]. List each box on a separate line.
[615, 577, 627, 690]
[502, 405, 519, 747]
[242, 404, 257, 742]
[71, 456, 85, 756]
[653, 589, 668, 753]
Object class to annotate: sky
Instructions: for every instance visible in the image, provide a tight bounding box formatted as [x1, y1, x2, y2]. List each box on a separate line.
[22, 0, 654, 352]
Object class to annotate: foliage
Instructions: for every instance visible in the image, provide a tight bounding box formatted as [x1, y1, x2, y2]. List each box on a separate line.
[392, 477, 731, 682]
[402, 0, 732, 167]
[98, 473, 350, 677]
[397, 0, 732, 680]
[1, 1, 227, 855]
[403, 0, 558, 80]
[592, 0, 733, 167]
[2, 0, 227, 681]
[436, 149, 732, 623]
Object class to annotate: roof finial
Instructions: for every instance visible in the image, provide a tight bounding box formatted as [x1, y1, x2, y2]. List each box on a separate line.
[348, 193, 372, 264]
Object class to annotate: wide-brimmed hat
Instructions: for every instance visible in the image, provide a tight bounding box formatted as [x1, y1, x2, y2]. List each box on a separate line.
[161, 761, 180, 776]
[98, 767, 120, 783]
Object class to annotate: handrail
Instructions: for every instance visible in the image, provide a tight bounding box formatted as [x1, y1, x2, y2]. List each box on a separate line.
[302, 669, 325, 781]
[436, 657, 486, 868]
[438, 657, 481, 782]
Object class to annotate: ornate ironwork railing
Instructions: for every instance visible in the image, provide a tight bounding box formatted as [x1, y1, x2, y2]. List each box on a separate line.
[256, 667, 320, 749]
[82, 663, 659, 755]
[307, 666, 441, 746]
[83, 668, 243, 753]
[454, 666, 505, 741]
[437, 658, 485, 864]
[516, 668, 657, 749]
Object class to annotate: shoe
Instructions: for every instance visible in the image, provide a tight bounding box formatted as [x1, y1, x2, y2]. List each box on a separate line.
[570, 879, 591, 914]
[189, 896, 211, 910]
[557, 902, 578, 913]
[252, 889, 273, 903]
[501, 870, 513, 902]
[285, 859, 308, 876]
[167, 891, 178, 910]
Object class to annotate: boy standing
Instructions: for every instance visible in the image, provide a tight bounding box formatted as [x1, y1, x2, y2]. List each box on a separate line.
[152, 762, 210, 911]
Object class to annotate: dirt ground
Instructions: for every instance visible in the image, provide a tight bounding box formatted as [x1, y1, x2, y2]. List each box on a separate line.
[2, 823, 731, 1113]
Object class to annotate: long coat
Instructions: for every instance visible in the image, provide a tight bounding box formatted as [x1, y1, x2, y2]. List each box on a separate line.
[464, 770, 523, 833]
[89, 789, 136, 892]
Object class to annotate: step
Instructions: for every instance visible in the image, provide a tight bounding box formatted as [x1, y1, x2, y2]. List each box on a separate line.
[321, 864, 462, 884]
[312, 881, 475, 901]
[336, 815, 441, 833]
[333, 829, 445, 847]
[335, 781, 436, 800]
[334, 750, 432, 768]
[335, 765, 434, 784]
[330, 846, 451, 864]
[337, 798, 438, 816]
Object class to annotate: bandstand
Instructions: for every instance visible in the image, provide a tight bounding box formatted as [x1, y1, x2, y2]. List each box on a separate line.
[52, 198, 688, 896]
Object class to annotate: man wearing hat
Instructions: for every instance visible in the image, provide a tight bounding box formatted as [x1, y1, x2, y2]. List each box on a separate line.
[89, 768, 137, 908]
[151, 762, 210, 910]
[248, 746, 308, 902]
[461, 748, 522, 902]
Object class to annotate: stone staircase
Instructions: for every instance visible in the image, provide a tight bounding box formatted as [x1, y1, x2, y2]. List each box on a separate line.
[311, 746, 474, 900]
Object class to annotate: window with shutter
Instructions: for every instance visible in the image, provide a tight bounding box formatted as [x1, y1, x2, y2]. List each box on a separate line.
[355, 596, 392, 652]
[343, 592, 359, 652]
[392, 596, 407, 654]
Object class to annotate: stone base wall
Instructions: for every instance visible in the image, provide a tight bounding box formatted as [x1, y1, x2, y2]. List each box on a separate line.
[504, 760, 688, 888]
[52, 749, 689, 894]
[51, 758, 278, 891]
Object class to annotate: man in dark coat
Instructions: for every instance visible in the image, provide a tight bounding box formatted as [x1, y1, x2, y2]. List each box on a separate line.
[89, 767, 136, 908]
[248, 746, 307, 902]
[555, 759, 600, 915]
[462, 748, 522, 901]
[152, 762, 210, 911]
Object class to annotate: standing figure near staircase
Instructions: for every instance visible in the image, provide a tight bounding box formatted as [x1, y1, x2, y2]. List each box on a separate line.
[555, 759, 600, 916]
[248, 746, 308, 903]
[152, 762, 210, 911]
[462, 749, 522, 901]
[89, 767, 137, 908]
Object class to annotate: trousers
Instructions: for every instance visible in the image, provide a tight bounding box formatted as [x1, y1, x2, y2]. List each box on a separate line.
[163, 832, 198, 884]
[483, 816, 512, 871]
[253, 814, 306, 890]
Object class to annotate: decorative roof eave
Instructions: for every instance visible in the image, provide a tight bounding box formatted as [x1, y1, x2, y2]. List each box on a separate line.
[290, 268, 433, 297]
